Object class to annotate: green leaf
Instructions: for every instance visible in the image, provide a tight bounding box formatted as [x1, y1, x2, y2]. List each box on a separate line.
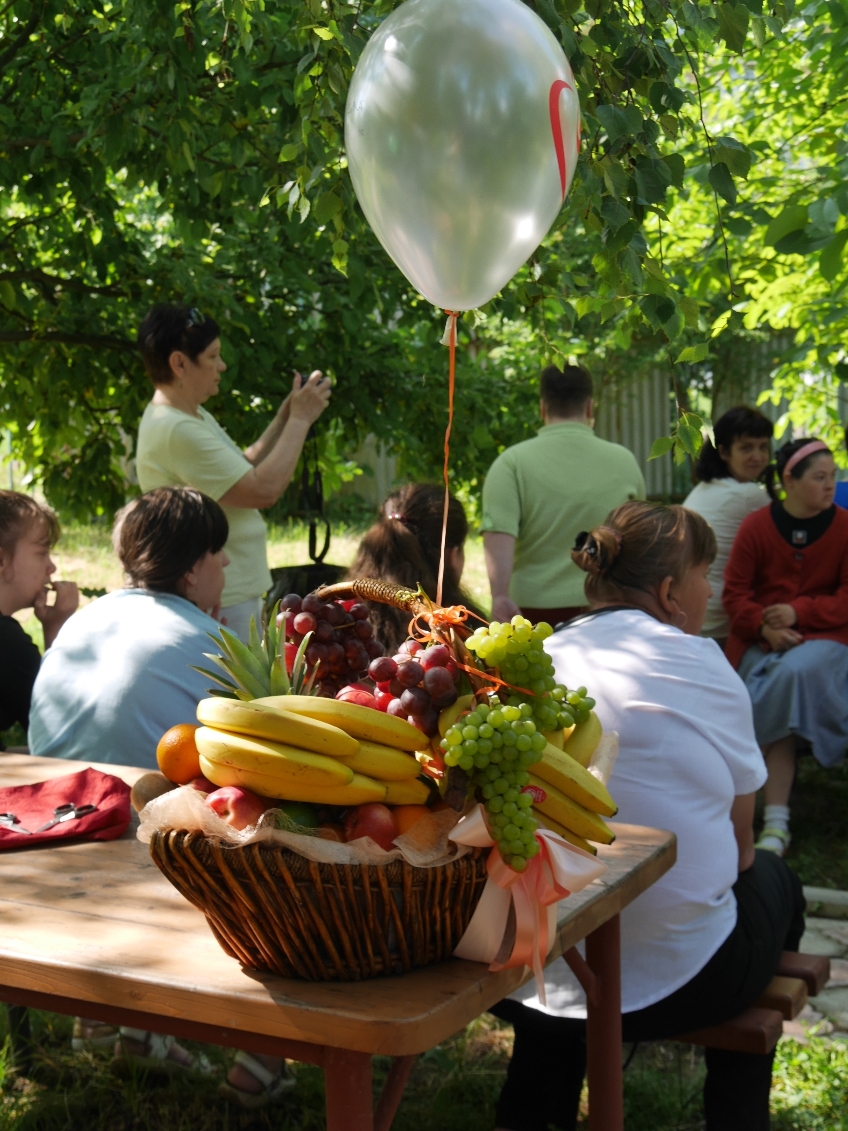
[311, 25, 336, 40]
[708, 162, 737, 205]
[649, 435, 676, 460]
[764, 205, 808, 247]
[313, 192, 341, 224]
[595, 104, 632, 143]
[278, 143, 299, 162]
[675, 342, 710, 362]
[678, 296, 700, 328]
[601, 198, 631, 232]
[635, 157, 673, 204]
[662, 153, 685, 189]
[717, 2, 750, 51]
[0, 281, 16, 310]
[678, 421, 703, 457]
[820, 231, 848, 281]
[713, 136, 753, 178]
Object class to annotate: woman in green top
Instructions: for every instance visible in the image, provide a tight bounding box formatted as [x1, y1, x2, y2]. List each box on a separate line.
[135, 305, 331, 641]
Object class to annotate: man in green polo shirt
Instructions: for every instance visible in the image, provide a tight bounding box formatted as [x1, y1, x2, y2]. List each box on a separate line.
[482, 363, 646, 626]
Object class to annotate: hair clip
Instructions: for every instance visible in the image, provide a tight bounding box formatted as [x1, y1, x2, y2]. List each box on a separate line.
[185, 307, 205, 329]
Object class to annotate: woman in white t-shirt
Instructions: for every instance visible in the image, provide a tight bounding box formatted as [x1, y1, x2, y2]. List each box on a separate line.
[684, 405, 773, 645]
[135, 305, 332, 641]
[491, 501, 804, 1131]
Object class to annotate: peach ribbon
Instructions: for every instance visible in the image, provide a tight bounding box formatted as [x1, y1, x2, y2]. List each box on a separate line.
[450, 806, 606, 1003]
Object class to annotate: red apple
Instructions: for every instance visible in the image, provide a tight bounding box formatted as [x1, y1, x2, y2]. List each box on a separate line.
[188, 775, 216, 793]
[344, 803, 398, 851]
[205, 786, 267, 831]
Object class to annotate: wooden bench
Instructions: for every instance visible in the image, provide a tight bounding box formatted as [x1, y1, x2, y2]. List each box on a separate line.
[676, 952, 830, 1054]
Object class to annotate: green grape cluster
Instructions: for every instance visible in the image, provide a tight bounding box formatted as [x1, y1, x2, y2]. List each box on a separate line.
[465, 616, 595, 733]
[441, 697, 545, 872]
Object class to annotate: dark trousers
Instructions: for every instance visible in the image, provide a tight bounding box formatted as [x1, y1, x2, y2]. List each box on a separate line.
[491, 850, 805, 1131]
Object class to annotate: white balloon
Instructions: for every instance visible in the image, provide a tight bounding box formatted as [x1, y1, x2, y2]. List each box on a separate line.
[345, 0, 580, 312]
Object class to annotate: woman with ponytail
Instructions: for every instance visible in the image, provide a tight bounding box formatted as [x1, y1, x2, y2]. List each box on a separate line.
[345, 483, 482, 654]
[491, 501, 803, 1131]
[684, 405, 773, 644]
[723, 436, 848, 855]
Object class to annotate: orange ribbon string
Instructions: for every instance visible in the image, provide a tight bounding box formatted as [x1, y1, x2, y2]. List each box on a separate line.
[487, 835, 573, 1000]
[436, 311, 458, 607]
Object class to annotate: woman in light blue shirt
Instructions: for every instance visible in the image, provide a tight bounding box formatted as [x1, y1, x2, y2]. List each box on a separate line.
[29, 487, 228, 769]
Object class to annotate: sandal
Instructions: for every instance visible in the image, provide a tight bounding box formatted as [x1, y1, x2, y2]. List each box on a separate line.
[113, 1027, 216, 1076]
[218, 1050, 296, 1109]
[72, 1017, 118, 1052]
[755, 826, 791, 856]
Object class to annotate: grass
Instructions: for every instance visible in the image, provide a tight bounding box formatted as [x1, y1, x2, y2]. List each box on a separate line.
[782, 755, 848, 891]
[2, 1011, 848, 1131]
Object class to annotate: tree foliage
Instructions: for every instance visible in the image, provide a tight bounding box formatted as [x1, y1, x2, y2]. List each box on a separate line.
[0, 0, 845, 517]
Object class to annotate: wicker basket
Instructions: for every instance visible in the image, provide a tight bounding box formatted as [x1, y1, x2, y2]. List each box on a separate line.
[150, 828, 488, 981]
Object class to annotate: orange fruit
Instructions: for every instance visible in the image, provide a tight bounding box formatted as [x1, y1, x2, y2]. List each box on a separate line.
[156, 724, 202, 784]
[393, 804, 432, 836]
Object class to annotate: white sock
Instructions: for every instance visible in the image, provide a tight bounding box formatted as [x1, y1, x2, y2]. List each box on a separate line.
[763, 804, 790, 832]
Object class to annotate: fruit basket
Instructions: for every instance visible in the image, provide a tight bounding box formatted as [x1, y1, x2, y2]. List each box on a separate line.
[149, 827, 487, 981]
[144, 579, 614, 983]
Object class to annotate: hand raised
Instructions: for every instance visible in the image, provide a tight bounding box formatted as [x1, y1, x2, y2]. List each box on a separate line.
[289, 370, 332, 425]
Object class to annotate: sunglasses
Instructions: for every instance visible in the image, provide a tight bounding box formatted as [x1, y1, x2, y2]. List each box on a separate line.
[185, 307, 205, 329]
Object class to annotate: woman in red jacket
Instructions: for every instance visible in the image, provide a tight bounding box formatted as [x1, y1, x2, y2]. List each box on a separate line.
[723, 437, 847, 855]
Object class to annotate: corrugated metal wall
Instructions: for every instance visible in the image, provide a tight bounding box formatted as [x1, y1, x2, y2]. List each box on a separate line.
[594, 370, 686, 498]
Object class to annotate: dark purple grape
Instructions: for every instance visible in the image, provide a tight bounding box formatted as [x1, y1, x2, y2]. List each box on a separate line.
[350, 603, 370, 621]
[401, 686, 431, 717]
[305, 642, 328, 666]
[423, 665, 455, 700]
[409, 708, 440, 737]
[389, 677, 405, 697]
[302, 593, 323, 614]
[280, 593, 302, 613]
[420, 644, 451, 670]
[318, 678, 339, 697]
[432, 686, 458, 710]
[327, 642, 346, 668]
[314, 619, 334, 643]
[285, 610, 298, 636]
[369, 656, 398, 683]
[324, 603, 343, 626]
[293, 611, 316, 635]
[396, 660, 424, 688]
[343, 637, 361, 659]
[365, 639, 384, 659]
[353, 620, 373, 641]
[386, 698, 407, 718]
[352, 645, 370, 673]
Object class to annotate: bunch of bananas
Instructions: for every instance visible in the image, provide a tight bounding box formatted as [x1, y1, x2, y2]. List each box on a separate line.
[526, 723, 615, 854]
[195, 697, 431, 807]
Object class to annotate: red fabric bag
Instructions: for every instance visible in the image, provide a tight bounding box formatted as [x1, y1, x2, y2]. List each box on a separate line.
[0, 767, 131, 850]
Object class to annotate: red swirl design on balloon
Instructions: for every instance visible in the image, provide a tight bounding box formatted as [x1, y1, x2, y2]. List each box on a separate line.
[549, 78, 577, 201]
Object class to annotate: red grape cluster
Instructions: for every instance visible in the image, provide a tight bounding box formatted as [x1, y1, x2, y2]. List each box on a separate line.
[368, 640, 458, 737]
[278, 593, 384, 697]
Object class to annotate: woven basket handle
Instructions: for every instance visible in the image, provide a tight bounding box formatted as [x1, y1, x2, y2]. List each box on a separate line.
[315, 578, 429, 614]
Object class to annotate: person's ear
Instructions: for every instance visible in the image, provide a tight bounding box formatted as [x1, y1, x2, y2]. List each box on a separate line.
[179, 559, 199, 600]
[0, 547, 12, 582]
[717, 444, 730, 462]
[656, 575, 679, 621]
[168, 349, 188, 382]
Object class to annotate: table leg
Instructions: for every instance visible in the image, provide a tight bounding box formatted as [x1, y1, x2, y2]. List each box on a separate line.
[585, 913, 623, 1131]
[324, 1047, 374, 1131]
[374, 1055, 416, 1131]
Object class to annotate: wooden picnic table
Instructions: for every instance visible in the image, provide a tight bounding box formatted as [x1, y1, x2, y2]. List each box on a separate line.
[0, 754, 675, 1131]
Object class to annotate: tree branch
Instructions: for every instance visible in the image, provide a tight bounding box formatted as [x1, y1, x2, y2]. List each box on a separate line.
[0, 269, 127, 297]
[0, 329, 138, 352]
[0, 1, 45, 71]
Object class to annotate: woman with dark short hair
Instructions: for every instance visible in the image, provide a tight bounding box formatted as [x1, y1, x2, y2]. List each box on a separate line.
[28, 487, 230, 768]
[684, 405, 773, 644]
[135, 304, 331, 641]
[490, 501, 804, 1131]
[724, 436, 848, 855]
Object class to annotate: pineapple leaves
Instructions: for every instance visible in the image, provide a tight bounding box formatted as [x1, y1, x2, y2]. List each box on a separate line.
[197, 609, 320, 701]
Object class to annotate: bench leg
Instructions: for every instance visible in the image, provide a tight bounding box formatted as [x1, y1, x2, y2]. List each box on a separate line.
[7, 1005, 33, 1075]
[324, 1047, 374, 1131]
[585, 914, 623, 1131]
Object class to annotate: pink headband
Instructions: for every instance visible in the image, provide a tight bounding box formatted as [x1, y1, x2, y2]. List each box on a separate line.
[784, 440, 830, 476]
